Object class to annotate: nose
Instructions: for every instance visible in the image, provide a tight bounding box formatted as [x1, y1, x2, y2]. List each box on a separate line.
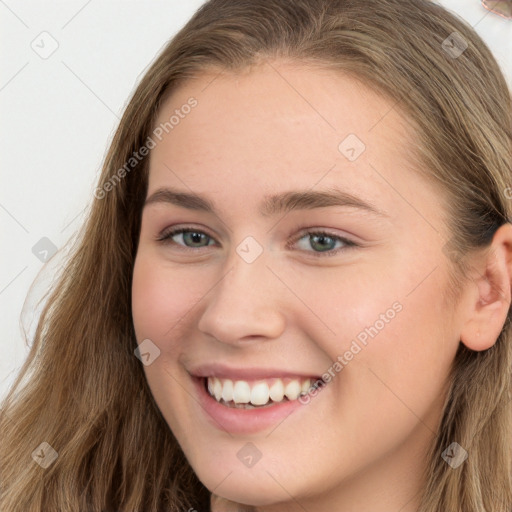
[196, 250, 287, 345]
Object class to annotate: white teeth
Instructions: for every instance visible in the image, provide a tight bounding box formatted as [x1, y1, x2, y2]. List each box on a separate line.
[301, 379, 311, 395]
[233, 381, 251, 404]
[284, 380, 301, 400]
[213, 378, 222, 401]
[269, 380, 284, 402]
[206, 376, 313, 407]
[250, 382, 270, 405]
[221, 379, 234, 402]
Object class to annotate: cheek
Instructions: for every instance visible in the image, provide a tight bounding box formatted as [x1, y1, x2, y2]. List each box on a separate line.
[131, 255, 198, 428]
[316, 253, 457, 422]
[131, 255, 199, 342]
[342, 267, 457, 429]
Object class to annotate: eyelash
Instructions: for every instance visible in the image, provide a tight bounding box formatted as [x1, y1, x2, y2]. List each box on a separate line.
[155, 225, 358, 258]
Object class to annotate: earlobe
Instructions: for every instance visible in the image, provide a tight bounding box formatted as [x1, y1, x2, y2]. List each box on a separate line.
[459, 223, 512, 352]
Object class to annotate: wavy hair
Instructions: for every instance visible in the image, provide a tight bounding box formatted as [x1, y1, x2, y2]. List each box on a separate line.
[1, 0, 511, 510]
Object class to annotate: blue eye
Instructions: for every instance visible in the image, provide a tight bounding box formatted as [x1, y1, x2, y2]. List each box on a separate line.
[292, 231, 356, 255]
[157, 227, 215, 249]
[156, 226, 357, 257]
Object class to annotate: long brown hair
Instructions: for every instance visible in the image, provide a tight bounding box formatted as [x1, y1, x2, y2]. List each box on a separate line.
[1, 0, 511, 510]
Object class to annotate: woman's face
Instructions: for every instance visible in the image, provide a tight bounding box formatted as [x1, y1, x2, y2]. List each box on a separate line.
[132, 62, 464, 509]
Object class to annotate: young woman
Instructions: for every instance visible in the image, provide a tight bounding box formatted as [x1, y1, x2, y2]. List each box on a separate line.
[1, 0, 512, 510]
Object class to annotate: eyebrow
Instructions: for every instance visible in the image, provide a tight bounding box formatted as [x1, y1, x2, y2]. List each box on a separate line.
[143, 186, 387, 217]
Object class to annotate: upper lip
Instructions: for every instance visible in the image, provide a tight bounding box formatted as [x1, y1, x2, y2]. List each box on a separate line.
[188, 363, 320, 380]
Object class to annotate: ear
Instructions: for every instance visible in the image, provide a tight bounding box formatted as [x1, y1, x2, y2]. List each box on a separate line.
[460, 223, 512, 352]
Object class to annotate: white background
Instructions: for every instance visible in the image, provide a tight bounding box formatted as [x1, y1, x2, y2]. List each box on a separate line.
[1, 0, 511, 399]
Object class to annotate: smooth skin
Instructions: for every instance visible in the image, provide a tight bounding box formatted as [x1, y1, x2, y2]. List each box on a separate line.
[131, 61, 512, 511]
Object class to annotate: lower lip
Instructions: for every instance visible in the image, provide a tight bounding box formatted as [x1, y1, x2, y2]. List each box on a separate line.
[192, 376, 310, 435]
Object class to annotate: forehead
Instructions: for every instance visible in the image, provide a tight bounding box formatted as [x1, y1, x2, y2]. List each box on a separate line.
[146, 61, 429, 222]
[151, 61, 412, 156]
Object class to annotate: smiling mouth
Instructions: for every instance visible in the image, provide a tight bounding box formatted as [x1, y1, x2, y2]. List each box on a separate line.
[204, 376, 315, 409]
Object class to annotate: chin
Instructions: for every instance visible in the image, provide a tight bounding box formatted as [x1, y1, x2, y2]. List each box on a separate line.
[195, 464, 293, 506]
